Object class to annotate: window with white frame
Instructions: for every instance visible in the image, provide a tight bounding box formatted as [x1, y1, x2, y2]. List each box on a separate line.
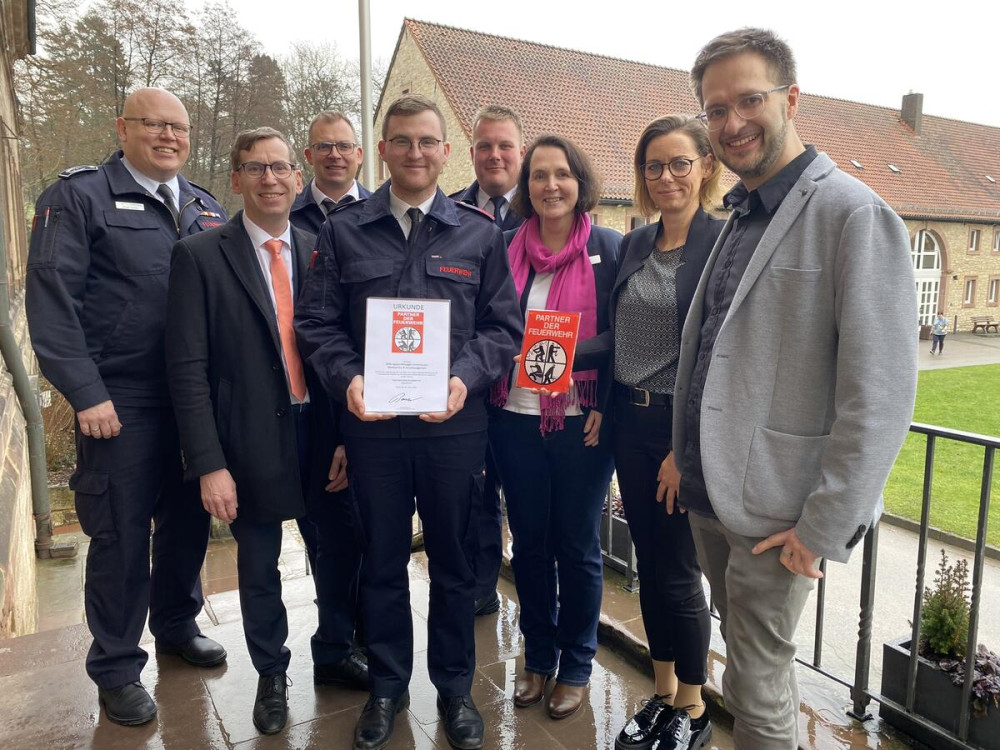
[969, 228, 981, 252]
[964, 277, 977, 306]
[989, 278, 1000, 306]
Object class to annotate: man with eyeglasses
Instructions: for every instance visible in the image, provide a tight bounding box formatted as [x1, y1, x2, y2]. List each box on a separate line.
[449, 104, 527, 620]
[166, 127, 362, 734]
[290, 111, 372, 235]
[670, 29, 917, 749]
[25, 87, 227, 727]
[295, 94, 522, 750]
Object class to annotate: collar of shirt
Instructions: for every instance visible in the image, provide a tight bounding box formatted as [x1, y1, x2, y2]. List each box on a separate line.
[120, 155, 180, 212]
[476, 184, 517, 216]
[388, 188, 436, 238]
[724, 144, 819, 216]
[310, 178, 359, 208]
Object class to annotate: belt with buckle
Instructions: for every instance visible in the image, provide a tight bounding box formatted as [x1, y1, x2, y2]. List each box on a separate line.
[616, 383, 672, 407]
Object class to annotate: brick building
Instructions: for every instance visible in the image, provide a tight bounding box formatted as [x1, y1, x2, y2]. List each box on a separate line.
[376, 19, 1000, 331]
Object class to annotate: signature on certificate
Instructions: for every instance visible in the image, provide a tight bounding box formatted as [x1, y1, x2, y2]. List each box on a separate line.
[389, 392, 423, 404]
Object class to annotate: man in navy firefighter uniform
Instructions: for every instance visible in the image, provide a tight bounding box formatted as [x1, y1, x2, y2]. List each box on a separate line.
[449, 104, 527, 617]
[25, 87, 227, 727]
[295, 95, 522, 750]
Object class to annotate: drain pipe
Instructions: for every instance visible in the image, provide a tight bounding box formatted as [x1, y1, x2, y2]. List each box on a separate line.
[0, 165, 76, 559]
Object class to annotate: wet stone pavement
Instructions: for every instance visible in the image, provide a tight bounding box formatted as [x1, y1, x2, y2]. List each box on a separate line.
[2, 528, 735, 750]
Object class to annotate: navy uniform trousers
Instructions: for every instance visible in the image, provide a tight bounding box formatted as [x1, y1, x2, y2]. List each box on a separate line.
[346, 430, 487, 699]
[71, 405, 209, 689]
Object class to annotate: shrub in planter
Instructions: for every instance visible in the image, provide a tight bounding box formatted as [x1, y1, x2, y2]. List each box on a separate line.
[880, 550, 1000, 750]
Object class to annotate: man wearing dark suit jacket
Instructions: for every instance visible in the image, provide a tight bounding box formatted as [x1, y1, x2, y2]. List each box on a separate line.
[290, 111, 372, 235]
[449, 105, 527, 616]
[166, 127, 366, 736]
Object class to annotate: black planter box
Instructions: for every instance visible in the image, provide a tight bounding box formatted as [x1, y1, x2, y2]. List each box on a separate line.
[880, 636, 999, 750]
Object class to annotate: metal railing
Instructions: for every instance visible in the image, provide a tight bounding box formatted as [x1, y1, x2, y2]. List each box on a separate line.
[599, 422, 997, 749]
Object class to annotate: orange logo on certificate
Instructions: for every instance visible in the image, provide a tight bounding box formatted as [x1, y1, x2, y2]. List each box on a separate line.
[392, 310, 424, 354]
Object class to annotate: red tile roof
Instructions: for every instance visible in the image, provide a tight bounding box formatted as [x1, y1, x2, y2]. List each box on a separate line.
[404, 19, 1000, 222]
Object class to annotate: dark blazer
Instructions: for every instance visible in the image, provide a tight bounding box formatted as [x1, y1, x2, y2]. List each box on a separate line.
[602, 208, 723, 413]
[289, 179, 373, 235]
[451, 181, 525, 231]
[166, 212, 335, 523]
[503, 223, 622, 440]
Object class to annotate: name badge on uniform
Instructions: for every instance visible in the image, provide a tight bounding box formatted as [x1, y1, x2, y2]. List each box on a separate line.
[589, 254, 601, 265]
[115, 201, 145, 211]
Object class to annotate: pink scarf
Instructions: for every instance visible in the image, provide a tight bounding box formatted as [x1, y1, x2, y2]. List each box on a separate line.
[491, 213, 599, 433]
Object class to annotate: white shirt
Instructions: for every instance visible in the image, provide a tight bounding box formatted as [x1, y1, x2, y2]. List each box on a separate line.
[121, 156, 179, 214]
[311, 179, 360, 212]
[476, 185, 517, 224]
[242, 213, 309, 404]
[504, 273, 582, 417]
[388, 188, 436, 239]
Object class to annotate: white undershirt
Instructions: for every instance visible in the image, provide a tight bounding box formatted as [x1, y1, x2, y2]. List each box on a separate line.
[504, 272, 582, 416]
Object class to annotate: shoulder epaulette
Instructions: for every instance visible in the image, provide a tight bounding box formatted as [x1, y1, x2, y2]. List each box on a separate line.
[453, 201, 493, 221]
[186, 180, 219, 201]
[58, 165, 99, 179]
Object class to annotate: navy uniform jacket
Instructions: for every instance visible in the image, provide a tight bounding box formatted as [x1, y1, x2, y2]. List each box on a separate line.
[26, 151, 226, 411]
[450, 181, 525, 232]
[289, 179, 373, 235]
[294, 182, 523, 439]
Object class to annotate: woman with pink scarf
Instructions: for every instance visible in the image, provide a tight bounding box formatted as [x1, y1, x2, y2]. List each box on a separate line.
[489, 134, 620, 720]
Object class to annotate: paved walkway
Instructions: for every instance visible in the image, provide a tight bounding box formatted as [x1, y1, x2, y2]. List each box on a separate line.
[917, 330, 1000, 370]
[4, 530, 733, 750]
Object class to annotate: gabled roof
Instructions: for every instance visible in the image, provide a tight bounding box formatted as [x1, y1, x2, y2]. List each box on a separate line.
[404, 19, 1000, 222]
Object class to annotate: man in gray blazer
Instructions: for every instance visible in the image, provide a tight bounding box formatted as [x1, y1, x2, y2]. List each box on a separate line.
[669, 29, 917, 750]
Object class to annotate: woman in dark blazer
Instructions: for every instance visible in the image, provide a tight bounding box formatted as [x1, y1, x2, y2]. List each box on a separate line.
[488, 134, 620, 721]
[611, 116, 723, 750]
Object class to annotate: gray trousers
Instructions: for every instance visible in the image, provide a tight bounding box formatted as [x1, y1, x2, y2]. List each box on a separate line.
[688, 513, 815, 750]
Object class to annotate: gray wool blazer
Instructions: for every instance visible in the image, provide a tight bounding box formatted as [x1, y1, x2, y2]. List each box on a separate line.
[672, 152, 917, 563]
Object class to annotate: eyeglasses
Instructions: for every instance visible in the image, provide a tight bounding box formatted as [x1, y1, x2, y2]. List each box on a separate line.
[641, 156, 707, 180]
[236, 161, 297, 179]
[122, 117, 192, 138]
[310, 141, 357, 156]
[386, 136, 443, 153]
[696, 85, 793, 131]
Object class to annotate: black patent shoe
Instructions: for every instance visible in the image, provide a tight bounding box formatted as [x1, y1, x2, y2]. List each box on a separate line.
[252, 673, 290, 735]
[155, 634, 227, 667]
[314, 652, 371, 690]
[354, 692, 410, 750]
[98, 681, 157, 726]
[651, 709, 712, 750]
[437, 694, 484, 749]
[615, 695, 674, 749]
[474, 591, 500, 616]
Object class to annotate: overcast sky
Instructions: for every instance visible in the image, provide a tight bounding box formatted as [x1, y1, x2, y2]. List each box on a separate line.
[233, 0, 999, 128]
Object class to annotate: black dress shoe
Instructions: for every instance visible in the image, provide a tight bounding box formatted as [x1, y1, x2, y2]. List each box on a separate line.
[355, 692, 409, 750]
[155, 634, 227, 667]
[314, 652, 371, 690]
[253, 673, 290, 735]
[616, 695, 674, 749]
[651, 709, 712, 750]
[437, 694, 484, 749]
[98, 681, 157, 726]
[474, 591, 500, 616]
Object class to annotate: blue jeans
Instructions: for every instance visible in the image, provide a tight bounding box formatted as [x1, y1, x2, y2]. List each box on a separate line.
[489, 410, 614, 686]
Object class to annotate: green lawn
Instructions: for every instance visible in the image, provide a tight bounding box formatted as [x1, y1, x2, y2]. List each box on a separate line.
[883, 364, 1000, 546]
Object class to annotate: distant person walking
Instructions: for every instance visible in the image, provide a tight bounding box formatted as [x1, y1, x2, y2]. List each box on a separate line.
[931, 312, 948, 355]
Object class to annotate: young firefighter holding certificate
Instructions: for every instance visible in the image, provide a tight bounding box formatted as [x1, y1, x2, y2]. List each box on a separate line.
[294, 95, 521, 750]
[488, 135, 621, 720]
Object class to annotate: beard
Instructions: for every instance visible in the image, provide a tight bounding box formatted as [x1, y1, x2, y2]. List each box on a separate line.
[719, 113, 788, 183]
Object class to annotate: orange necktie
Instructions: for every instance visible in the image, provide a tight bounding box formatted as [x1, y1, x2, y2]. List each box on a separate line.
[264, 239, 307, 401]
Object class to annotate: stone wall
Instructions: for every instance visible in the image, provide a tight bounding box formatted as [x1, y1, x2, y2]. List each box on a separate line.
[905, 219, 1000, 331]
[0, 298, 37, 639]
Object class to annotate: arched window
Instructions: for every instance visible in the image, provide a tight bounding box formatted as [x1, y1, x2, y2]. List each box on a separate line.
[911, 230, 941, 326]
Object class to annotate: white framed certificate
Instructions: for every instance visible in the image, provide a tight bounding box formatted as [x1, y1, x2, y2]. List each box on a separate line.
[363, 298, 451, 414]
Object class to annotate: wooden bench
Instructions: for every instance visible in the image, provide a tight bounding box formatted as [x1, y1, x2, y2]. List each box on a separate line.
[971, 316, 999, 334]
